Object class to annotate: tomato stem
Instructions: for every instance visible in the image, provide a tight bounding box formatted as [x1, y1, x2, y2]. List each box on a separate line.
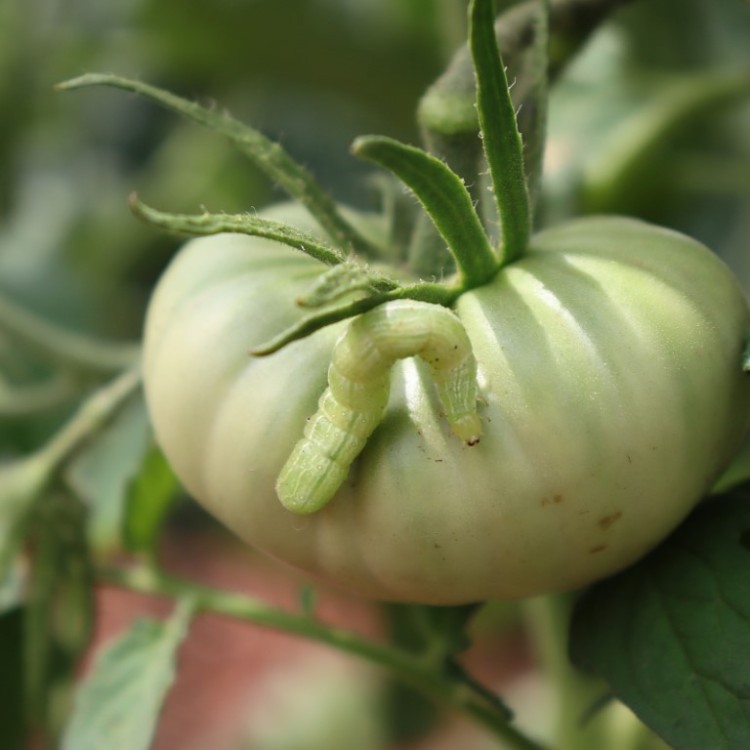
[524, 595, 632, 750]
[36, 367, 142, 474]
[0, 291, 139, 374]
[101, 563, 551, 750]
[417, 0, 633, 168]
[0, 368, 141, 580]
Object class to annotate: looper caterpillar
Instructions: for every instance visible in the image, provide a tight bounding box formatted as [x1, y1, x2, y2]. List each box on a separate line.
[276, 300, 482, 514]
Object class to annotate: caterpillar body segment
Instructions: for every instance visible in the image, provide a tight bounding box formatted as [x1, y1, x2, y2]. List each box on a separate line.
[276, 300, 482, 513]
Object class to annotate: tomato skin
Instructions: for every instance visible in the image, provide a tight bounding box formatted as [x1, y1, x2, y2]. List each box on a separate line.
[143, 204, 750, 604]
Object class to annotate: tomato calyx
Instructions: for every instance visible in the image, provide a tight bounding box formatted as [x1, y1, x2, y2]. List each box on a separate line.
[59, 0, 540, 357]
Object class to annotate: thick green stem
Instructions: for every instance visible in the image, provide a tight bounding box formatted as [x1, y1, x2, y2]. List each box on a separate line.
[38, 366, 142, 471]
[524, 594, 613, 750]
[418, 0, 636, 143]
[0, 367, 142, 580]
[102, 564, 549, 750]
[417, 0, 635, 239]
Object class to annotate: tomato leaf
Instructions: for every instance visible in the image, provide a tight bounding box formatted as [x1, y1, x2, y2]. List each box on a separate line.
[570, 485, 750, 750]
[25, 494, 94, 746]
[62, 600, 195, 750]
[351, 134, 498, 287]
[123, 443, 179, 556]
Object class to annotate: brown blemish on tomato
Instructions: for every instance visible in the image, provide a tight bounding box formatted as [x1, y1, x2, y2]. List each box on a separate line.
[598, 511, 623, 531]
[541, 494, 564, 507]
[589, 544, 607, 554]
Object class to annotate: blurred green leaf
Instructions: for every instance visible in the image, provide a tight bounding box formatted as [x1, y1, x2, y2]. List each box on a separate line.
[570, 484, 750, 750]
[579, 69, 750, 215]
[64, 393, 151, 556]
[123, 443, 179, 557]
[25, 493, 93, 748]
[618, 0, 750, 70]
[62, 600, 195, 750]
[542, 2, 750, 278]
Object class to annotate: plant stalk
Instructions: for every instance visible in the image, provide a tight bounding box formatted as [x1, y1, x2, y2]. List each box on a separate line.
[102, 563, 550, 750]
[523, 594, 613, 750]
[0, 293, 140, 374]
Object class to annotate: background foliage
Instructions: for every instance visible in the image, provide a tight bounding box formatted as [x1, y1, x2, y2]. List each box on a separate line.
[1, 1, 749, 749]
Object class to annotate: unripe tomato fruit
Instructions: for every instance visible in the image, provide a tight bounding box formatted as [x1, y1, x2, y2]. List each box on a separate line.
[143, 203, 750, 604]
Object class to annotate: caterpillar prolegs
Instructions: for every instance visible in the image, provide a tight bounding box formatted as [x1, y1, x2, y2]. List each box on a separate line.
[276, 300, 482, 514]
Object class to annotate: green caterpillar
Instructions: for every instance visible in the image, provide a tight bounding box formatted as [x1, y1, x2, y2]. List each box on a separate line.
[276, 300, 482, 514]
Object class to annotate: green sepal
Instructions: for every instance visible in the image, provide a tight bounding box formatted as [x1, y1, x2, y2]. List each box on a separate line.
[56, 73, 377, 256]
[296, 262, 398, 308]
[252, 281, 455, 356]
[352, 135, 498, 288]
[129, 193, 347, 267]
[469, 0, 531, 264]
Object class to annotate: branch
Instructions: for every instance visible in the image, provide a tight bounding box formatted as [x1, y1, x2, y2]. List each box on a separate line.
[102, 563, 550, 750]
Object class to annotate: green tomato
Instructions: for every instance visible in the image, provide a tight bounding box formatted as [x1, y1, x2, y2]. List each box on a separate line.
[143, 203, 750, 604]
